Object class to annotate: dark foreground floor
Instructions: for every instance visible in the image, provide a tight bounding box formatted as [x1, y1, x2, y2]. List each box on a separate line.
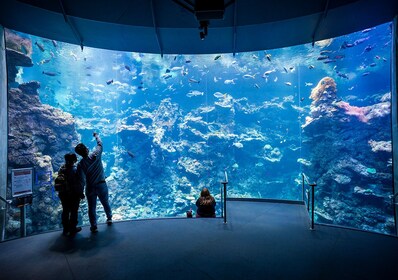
[0, 200, 397, 280]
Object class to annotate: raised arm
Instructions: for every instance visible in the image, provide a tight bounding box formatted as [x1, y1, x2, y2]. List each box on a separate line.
[91, 132, 103, 157]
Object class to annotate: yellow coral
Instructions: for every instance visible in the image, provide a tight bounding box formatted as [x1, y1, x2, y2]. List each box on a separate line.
[310, 77, 337, 102]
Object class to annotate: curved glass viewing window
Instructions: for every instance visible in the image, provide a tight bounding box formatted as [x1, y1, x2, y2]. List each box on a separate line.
[2, 21, 394, 240]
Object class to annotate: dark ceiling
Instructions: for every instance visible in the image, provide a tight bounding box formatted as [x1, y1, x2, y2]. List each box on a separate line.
[0, 0, 397, 54]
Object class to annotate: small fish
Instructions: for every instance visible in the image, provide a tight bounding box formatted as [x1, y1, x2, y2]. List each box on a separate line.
[320, 50, 332, 55]
[362, 72, 370, 76]
[38, 58, 51, 65]
[169, 66, 183, 71]
[186, 90, 204, 97]
[106, 79, 114, 85]
[354, 37, 370, 45]
[308, 65, 315, 69]
[224, 79, 236, 85]
[364, 45, 373, 52]
[185, 60, 191, 63]
[300, 97, 305, 101]
[274, 77, 278, 82]
[323, 60, 336, 64]
[162, 73, 173, 79]
[336, 72, 349, 79]
[369, 63, 377, 67]
[265, 54, 272, 62]
[283, 67, 288, 73]
[127, 151, 135, 158]
[165, 68, 171, 73]
[52, 40, 57, 48]
[348, 86, 355, 91]
[213, 92, 224, 98]
[214, 55, 221, 60]
[42, 71, 57, 76]
[35, 42, 45, 52]
[254, 83, 260, 89]
[262, 69, 275, 77]
[362, 28, 374, 33]
[305, 82, 313, 87]
[334, 55, 345, 59]
[285, 82, 292, 86]
[188, 78, 200, 83]
[317, 55, 329, 60]
[125, 65, 131, 71]
[242, 74, 256, 79]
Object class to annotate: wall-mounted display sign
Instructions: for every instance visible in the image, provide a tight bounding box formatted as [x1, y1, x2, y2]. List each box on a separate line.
[11, 168, 33, 198]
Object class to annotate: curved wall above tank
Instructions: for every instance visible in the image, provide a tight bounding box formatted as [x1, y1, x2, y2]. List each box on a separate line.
[0, 0, 397, 54]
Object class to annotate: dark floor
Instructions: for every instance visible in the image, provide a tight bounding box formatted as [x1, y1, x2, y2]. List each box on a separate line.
[0, 200, 397, 280]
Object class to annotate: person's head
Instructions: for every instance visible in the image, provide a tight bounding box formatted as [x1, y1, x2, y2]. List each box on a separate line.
[64, 153, 77, 166]
[200, 187, 211, 197]
[75, 143, 89, 158]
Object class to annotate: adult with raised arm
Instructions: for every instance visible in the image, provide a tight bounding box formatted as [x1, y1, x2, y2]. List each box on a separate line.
[75, 132, 112, 233]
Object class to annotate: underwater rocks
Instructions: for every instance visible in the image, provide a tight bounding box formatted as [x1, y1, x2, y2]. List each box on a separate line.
[7, 81, 80, 236]
[6, 48, 33, 67]
[5, 30, 33, 83]
[302, 76, 393, 234]
[368, 139, 391, 153]
[262, 144, 282, 163]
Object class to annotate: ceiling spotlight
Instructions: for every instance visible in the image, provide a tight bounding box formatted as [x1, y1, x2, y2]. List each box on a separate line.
[173, 0, 234, 40]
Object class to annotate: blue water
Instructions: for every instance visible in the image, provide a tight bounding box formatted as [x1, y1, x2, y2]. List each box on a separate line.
[7, 22, 393, 234]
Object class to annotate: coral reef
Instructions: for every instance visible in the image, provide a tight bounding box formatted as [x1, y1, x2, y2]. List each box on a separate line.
[6, 32, 80, 237]
[302, 77, 393, 234]
[5, 29, 33, 83]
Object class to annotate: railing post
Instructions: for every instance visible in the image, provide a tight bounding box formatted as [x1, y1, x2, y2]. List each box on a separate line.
[220, 184, 224, 218]
[221, 170, 228, 224]
[0, 196, 10, 242]
[222, 182, 227, 223]
[310, 183, 316, 230]
[302, 173, 305, 201]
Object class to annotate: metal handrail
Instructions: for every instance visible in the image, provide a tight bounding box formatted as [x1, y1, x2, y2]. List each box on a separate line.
[301, 173, 317, 230]
[0, 196, 11, 204]
[221, 170, 228, 224]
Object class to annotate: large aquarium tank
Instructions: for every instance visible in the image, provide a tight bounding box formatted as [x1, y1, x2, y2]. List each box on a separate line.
[4, 21, 394, 239]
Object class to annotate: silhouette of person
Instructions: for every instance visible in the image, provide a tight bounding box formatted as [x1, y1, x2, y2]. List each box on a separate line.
[196, 187, 216, 218]
[56, 153, 84, 237]
[75, 132, 112, 233]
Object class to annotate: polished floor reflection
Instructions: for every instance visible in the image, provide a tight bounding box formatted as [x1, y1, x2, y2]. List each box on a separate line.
[0, 200, 397, 280]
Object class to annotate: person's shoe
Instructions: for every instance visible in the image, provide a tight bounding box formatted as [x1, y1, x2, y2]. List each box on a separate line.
[90, 225, 98, 233]
[106, 218, 113, 226]
[69, 227, 82, 237]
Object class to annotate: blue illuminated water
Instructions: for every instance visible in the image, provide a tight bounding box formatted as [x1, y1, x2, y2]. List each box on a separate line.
[7, 22, 394, 234]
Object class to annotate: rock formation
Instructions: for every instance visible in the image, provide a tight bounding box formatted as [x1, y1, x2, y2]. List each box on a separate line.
[302, 77, 394, 234]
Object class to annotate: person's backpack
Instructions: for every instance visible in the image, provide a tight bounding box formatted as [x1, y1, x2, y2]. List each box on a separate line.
[54, 167, 69, 192]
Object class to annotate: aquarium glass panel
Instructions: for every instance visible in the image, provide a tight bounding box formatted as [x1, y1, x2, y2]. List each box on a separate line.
[4, 21, 394, 238]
